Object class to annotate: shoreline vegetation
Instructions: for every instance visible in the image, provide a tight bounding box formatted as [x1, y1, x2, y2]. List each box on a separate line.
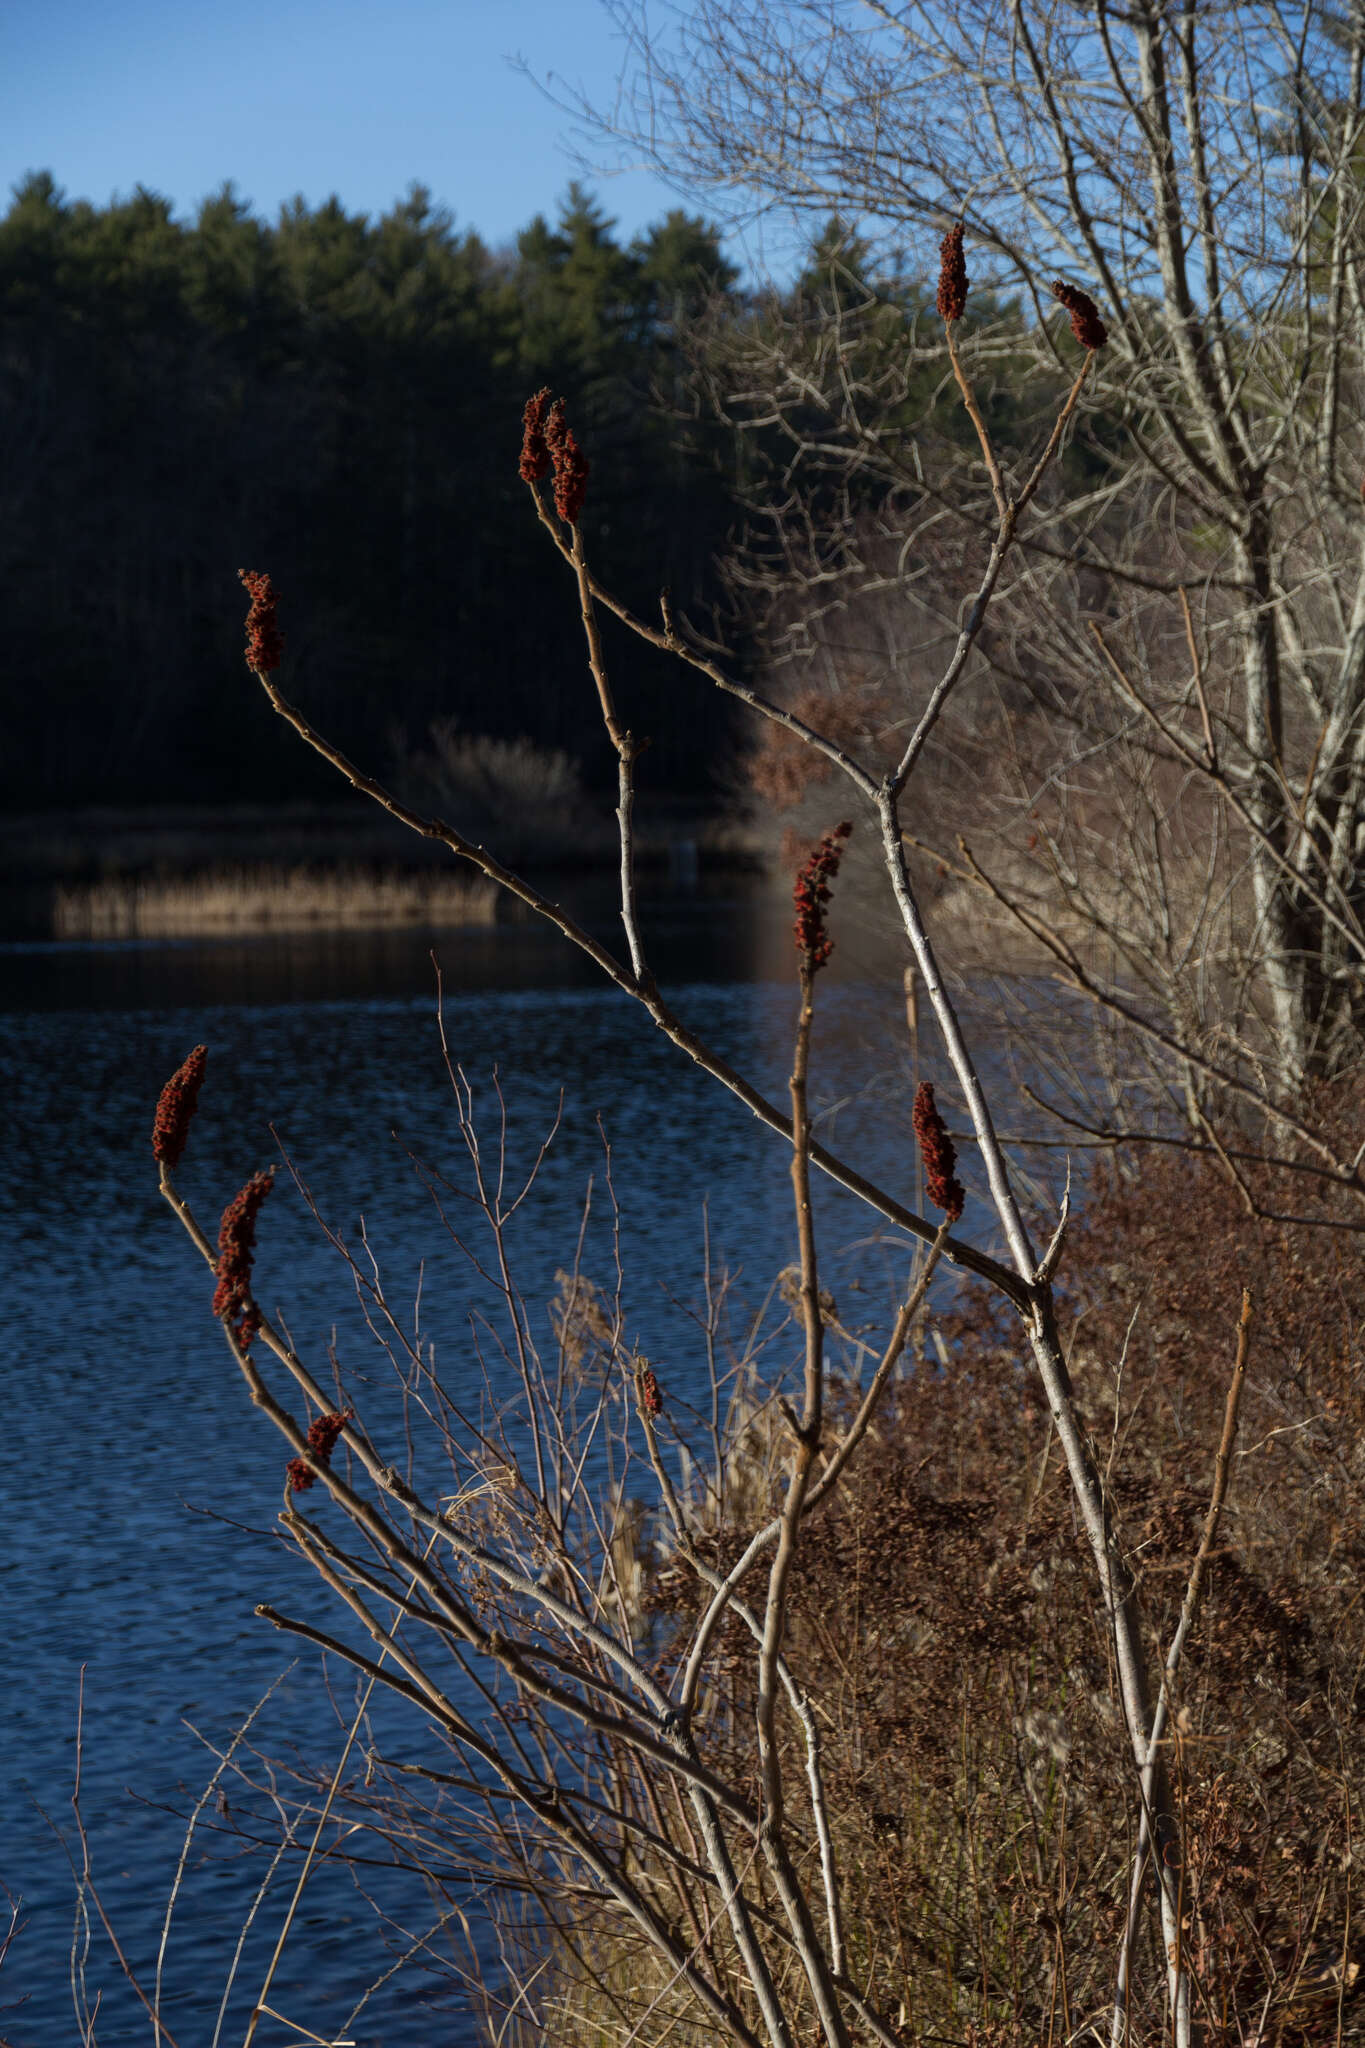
[3, 799, 767, 941]
[50, 864, 504, 939]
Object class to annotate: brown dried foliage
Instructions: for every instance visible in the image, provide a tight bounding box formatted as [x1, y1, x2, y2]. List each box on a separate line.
[748, 681, 892, 811]
[924, 1093, 1365, 2043]
[633, 1087, 1365, 2045]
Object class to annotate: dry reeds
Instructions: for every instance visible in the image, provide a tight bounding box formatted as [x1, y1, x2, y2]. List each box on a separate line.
[52, 863, 499, 939]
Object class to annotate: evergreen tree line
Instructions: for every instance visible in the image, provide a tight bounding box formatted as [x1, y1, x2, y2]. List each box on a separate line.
[0, 174, 1095, 820]
[0, 172, 753, 812]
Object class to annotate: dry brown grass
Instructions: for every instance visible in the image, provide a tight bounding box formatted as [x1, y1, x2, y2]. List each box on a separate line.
[52, 863, 500, 938]
[516, 1101, 1365, 2048]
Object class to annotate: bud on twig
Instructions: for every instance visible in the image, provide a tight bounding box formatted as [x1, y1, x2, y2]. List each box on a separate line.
[1050, 279, 1108, 350]
[635, 1360, 664, 1419]
[545, 398, 590, 525]
[152, 1044, 208, 1170]
[518, 390, 591, 523]
[937, 223, 969, 323]
[519, 388, 552, 482]
[287, 1408, 353, 1493]
[238, 569, 284, 673]
[793, 822, 853, 974]
[212, 1168, 274, 1348]
[913, 1082, 965, 1222]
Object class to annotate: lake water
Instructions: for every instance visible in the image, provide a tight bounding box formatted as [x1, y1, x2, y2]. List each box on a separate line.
[0, 887, 1063, 2045]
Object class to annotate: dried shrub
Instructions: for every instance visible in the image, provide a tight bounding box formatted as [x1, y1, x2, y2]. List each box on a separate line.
[591, 1078, 1365, 2048]
[922, 1089, 1365, 2044]
[748, 681, 891, 812]
[396, 719, 609, 866]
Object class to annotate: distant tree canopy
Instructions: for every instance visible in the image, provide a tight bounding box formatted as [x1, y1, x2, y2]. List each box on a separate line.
[0, 173, 1082, 817]
[0, 173, 744, 810]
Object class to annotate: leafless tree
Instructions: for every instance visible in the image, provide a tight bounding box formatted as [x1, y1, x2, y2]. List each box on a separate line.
[577, 0, 1365, 1094]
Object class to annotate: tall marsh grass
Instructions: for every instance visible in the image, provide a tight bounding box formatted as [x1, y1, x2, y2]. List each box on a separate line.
[52, 864, 500, 939]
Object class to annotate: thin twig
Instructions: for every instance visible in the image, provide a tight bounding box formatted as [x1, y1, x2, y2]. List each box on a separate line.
[241, 1529, 442, 2048]
[1111, 1291, 1252, 2048]
[245, 666, 1026, 1304]
[1179, 585, 1218, 771]
[566, 521, 649, 986]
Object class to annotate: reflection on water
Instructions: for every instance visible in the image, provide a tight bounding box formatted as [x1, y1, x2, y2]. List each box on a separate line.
[0, 895, 1064, 2045]
[0, 877, 777, 1015]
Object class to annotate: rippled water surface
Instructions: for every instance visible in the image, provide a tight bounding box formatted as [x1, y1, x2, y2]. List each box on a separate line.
[0, 899, 1057, 2044]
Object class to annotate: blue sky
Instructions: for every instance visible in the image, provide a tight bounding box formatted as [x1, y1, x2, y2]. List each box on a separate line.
[1, 0, 732, 256]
